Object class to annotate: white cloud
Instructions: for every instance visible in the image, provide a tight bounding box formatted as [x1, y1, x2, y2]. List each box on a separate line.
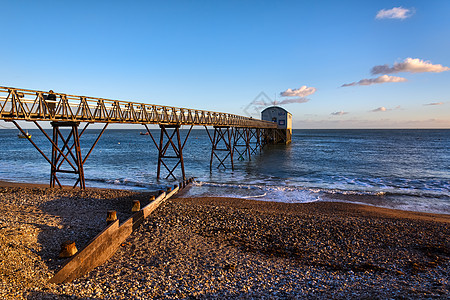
[341, 75, 407, 87]
[376, 7, 413, 20]
[280, 86, 316, 97]
[371, 107, 388, 112]
[370, 106, 402, 112]
[371, 58, 450, 75]
[331, 111, 348, 116]
[424, 102, 445, 106]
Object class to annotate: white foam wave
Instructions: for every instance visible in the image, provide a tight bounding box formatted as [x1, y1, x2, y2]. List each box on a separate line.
[179, 181, 450, 214]
[180, 181, 322, 203]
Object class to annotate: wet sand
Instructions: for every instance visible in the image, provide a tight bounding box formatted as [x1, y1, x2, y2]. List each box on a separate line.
[0, 181, 448, 299]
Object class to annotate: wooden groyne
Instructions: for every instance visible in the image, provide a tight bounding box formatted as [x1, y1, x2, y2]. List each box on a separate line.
[49, 178, 193, 284]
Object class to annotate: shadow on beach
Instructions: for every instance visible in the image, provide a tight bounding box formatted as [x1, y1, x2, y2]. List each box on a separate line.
[34, 188, 155, 272]
[27, 291, 101, 300]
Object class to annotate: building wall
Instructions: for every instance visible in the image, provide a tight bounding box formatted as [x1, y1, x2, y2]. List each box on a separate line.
[261, 106, 292, 144]
[261, 106, 292, 130]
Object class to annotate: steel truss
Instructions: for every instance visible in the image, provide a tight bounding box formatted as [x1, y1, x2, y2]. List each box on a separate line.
[206, 126, 234, 170]
[233, 127, 250, 161]
[144, 124, 192, 180]
[1, 86, 276, 129]
[233, 127, 263, 161]
[248, 128, 263, 155]
[11, 121, 108, 189]
[264, 128, 287, 145]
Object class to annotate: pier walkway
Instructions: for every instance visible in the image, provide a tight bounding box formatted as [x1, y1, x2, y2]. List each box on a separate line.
[0, 86, 281, 189]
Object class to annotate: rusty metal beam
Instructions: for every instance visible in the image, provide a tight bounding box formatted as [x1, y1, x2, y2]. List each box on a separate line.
[206, 126, 234, 170]
[145, 125, 192, 181]
[10, 120, 107, 189]
[1, 86, 276, 129]
[233, 127, 249, 161]
[50, 122, 85, 189]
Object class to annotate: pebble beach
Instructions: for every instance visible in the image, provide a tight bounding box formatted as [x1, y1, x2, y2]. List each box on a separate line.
[0, 182, 449, 299]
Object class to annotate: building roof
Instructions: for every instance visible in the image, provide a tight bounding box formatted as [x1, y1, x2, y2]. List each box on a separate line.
[261, 106, 291, 115]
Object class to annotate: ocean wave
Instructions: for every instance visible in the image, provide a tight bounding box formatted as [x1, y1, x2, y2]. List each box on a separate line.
[178, 181, 450, 214]
[85, 177, 170, 191]
[188, 180, 448, 199]
[180, 181, 321, 203]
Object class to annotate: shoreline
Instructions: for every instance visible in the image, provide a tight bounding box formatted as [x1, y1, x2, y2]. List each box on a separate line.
[0, 179, 131, 191]
[182, 196, 450, 224]
[0, 180, 57, 189]
[2, 179, 449, 217]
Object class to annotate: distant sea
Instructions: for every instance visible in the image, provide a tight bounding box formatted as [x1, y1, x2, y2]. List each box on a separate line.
[0, 128, 449, 214]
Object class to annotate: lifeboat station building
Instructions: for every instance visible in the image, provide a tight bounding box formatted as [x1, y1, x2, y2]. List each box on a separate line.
[261, 106, 292, 144]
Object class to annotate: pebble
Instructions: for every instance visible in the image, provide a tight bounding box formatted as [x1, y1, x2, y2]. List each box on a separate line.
[1, 189, 449, 299]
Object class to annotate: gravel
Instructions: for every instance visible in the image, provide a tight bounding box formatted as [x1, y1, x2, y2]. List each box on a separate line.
[0, 186, 152, 299]
[1, 187, 449, 299]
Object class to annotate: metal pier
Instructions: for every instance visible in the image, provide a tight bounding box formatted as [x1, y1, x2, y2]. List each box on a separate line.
[1, 86, 281, 188]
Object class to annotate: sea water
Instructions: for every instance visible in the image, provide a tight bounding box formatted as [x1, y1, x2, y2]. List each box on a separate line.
[0, 128, 448, 214]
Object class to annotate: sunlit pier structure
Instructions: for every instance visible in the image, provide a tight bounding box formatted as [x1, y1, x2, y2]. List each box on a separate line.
[0, 86, 287, 189]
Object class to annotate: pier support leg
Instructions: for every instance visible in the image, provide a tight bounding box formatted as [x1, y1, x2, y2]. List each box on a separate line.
[205, 126, 234, 170]
[257, 128, 262, 153]
[233, 127, 250, 161]
[249, 128, 261, 155]
[50, 122, 85, 189]
[11, 120, 107, 189]
[261, 128, 269, 147]
[246, 128, 251, 159]
[233, 128, 262, 160]
[145, 124, 192, 180]
[262, 128, 278, 145]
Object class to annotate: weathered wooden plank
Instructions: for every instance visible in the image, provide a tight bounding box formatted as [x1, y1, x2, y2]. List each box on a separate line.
[48, 189, 177, 284]
[49, 219, 119, 284]
[142, 193, 166, 218]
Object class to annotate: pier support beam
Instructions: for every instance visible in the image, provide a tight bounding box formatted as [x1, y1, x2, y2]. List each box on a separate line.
[233, 128, 263, 160]
[205, 126, 234, 170]
[249, 128, 262, 155]
[144, 124, 192, 180]
[11, 120, 108, 189]
[261, 128, 290, 145]
[50, 121, 85, 189]
[233, 127, 250, 161]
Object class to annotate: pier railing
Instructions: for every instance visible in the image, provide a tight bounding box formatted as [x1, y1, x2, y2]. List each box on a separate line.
[0, 86, 276, 129]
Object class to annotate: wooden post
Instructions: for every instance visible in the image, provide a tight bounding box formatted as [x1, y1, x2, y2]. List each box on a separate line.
[59, 241, 78, 258]
[131, 200, 140, 212]
[106, 210, 117, 224]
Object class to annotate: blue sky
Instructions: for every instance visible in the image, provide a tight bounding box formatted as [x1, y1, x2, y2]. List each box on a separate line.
[2, 0, 450, 128]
